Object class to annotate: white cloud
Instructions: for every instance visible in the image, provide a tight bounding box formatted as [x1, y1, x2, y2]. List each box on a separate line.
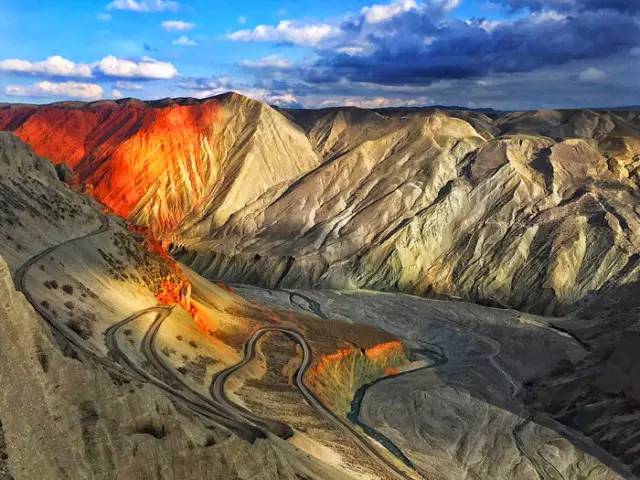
[478, 19, 501, 32]
[579, 67, 607, 83]
[177, 76, 299, 106]
[268, 92, 299, 106]
[107, 0, 179, 12]
[115, 80, 144, 90]
[5, 81, 103, 99]
[241, 55, 292, 69]
[97, 12, 112, 21]
[316, 95, 432, 108]
[173, 36, 197, 46]
[336, 45, 372, 56]
[0, 55, 92, 78]
[228, 20, 339, 46]
[111, 88, 124, 98]
[437, 0, 460, 11]
[361, 0, 416, 24]
[238, 16, 247, 24]
[96, 55, 178, 79]
[161, 20, 194, 31]
[530, 10, 567, 23]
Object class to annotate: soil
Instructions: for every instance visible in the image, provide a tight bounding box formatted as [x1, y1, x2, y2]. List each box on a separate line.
[0, 421, 13, 480]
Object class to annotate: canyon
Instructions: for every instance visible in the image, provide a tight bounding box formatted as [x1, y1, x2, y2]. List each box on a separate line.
[0, 94, 639, 479]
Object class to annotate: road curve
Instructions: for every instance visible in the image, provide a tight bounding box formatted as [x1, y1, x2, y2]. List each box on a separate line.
[105, 306, 264, 442]
[13, 214, 262, 442]
[12, 216, 125, 375]
[208, 329, 295, 439]
[213, 326, 419, 480]
[138, 311, 285, 438]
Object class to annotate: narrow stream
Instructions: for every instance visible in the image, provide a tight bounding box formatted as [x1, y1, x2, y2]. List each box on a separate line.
[346, 344, 448, 470]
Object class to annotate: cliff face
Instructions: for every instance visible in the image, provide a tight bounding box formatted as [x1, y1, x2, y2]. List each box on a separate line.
[3, 97, 640, 315]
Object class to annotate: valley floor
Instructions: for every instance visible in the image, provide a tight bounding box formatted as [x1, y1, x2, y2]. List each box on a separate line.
[230, 285, 635, 480]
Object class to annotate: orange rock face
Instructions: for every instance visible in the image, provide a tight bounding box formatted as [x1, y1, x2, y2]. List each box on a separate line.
[306, 340, 408, 413]
[1, 99, 223, 229]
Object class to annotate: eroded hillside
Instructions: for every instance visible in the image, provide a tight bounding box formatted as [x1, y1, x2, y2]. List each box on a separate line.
[3, 96, 640, 315]
[0, 133, 422, 480]
[1, 102, 640, 479]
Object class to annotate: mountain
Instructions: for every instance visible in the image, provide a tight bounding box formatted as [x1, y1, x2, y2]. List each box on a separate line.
[0, 93, 319, 237]
[3, 96, 640, 317]
[1, 97, 640, 479]
[176, 104, 640, 316]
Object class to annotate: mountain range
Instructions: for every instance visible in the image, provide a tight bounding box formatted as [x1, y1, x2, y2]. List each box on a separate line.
[1, 93, 639, 479]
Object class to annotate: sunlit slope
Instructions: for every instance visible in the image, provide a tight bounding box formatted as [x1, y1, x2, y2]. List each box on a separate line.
[0, 94, 319, 237]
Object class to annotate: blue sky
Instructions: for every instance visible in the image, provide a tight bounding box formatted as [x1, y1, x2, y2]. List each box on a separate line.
[0, 0, 638, 109]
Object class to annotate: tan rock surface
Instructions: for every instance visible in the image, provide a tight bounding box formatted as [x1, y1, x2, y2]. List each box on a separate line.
[173, 105, 640, 316]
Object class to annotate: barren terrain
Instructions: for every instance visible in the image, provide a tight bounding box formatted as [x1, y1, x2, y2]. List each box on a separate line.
[0, 97, 639, 479]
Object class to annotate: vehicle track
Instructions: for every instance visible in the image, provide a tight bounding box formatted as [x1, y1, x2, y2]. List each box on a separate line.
[105, 306, 264, 442]
[14, 215, 262, 442]
[138, 311, 289, 438]
[213, 326, 419, 480]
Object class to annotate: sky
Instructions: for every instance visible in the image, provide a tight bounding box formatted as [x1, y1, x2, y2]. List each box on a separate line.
[0, 0, 638, 110]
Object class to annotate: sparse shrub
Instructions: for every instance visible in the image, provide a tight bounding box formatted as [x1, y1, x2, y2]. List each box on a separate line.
[67, 317, 92, 339]
[64, 301, 74, 310]
[62, 285, 73, 295]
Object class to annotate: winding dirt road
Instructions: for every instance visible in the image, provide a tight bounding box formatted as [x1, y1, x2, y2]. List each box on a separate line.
[13, 215, 263, 442]
[213, 326, 419, 480]
[104, 306, 264, 441]
[12, 214, 420, 478]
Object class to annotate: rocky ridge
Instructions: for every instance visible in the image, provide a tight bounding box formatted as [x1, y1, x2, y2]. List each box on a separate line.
[3, 98, 640, 317]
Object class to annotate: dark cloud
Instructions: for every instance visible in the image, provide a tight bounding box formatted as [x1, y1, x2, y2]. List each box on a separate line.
[310, 6, 639, 86]
[505, 0, 640, 13]
[225, 0, 640, 108]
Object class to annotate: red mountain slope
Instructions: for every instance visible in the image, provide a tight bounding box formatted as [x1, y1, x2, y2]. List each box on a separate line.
[0, 95, 319, 237]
